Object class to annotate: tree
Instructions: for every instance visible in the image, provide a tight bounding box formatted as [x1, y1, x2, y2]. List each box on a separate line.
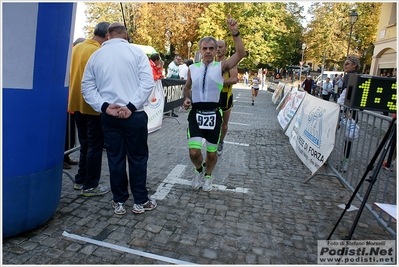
[303, 2, 381, 71]
[84, 2, 207, 58]
[84, 2, 122, 37]
[82, 2, 381, 72]
[197, 2, 303, 70]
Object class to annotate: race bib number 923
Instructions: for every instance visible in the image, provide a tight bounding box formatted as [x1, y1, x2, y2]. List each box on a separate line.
[196, 110, 216, 130]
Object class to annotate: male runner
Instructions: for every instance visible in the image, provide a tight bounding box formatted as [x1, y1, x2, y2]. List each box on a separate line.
[182, 14, 245, 191]
[215, 39, 238, 155]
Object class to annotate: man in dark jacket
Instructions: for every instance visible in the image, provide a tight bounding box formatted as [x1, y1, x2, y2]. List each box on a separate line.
[301, 75, 314, 94]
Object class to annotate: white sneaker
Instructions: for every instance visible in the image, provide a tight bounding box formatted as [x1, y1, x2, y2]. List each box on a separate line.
[192, 171, 204, 189]
[202, 175, 213, 192]
[217, 142, 224, 156]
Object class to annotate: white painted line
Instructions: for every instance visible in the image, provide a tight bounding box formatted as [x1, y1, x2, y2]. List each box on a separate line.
[62, 231, 197, 265]
[338, 204, 358, 211]
[213, 184, 249, 193]
[229, 122, 250, 126]
[224, 141, 249, 147]
[151, 165, 186, 200]
[233, 100, 254, 104]
[231, 111, 254, 115]
[151, 164, 250, 198]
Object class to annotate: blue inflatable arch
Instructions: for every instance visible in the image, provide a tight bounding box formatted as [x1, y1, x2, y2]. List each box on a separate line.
[3, 2, 75, 238]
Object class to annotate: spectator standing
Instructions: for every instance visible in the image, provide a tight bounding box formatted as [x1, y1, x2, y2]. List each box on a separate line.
[244, 71, 249, 86]
[179, 59, 193, 80]
[149, 53, 164, 81]
[81, 22, 157, 215]
[182, 14, 245, 192]
[167, 55, 181, 79]
[261, 68, 267, 89]
[337, 55, 360, 172]
[165, 55, 181, 117]
[251, 72, 260, 105]
[332, 74, 338, 102]
[321, 77, 333, 101]
[215, 39, 238, 155]
[301, 75, 314, 94]
[64, 37, 85, 169]
[336, 73, 343, 98]
[178, 59, 193, 112]
[68, 22, 110, 196]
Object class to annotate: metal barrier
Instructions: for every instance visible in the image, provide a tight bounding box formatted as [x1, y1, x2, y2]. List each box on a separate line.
[63, 146, 80, 183]
[305, 107, 396, 238]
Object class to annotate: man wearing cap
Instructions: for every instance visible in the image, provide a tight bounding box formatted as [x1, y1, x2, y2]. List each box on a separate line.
[301, 75, 314, 94]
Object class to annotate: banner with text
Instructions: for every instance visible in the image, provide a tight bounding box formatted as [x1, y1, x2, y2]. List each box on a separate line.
[277, 89, 307, 132]
[285, 94, 340, 174]
[144, 80, 165, 133]
[317, 240, 395, 265]
[271, 82, 286, 104]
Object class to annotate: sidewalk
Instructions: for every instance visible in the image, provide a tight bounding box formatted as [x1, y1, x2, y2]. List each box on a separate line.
[2, 83, 394, 264]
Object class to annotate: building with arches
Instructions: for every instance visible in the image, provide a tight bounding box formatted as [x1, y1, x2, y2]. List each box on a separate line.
[369, 3, 397, 76]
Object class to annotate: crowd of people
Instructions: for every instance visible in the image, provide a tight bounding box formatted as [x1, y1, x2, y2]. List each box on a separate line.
[65, 16, 395, 215]
[64, 14, 245, 214]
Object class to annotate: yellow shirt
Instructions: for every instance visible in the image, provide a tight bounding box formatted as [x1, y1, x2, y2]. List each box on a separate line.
[221, 70, 232, 95]
[68, 39, 101, 115]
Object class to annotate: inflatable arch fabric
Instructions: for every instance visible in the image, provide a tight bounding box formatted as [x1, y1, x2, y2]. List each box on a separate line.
[3, 2, 75, 238]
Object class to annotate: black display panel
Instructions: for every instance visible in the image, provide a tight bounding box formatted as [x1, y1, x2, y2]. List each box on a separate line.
[344, 74, 396, 113]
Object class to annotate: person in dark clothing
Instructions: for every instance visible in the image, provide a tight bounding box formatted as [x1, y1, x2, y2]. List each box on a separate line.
[301, 75, 314, 94]
[337, 55, 360, 172]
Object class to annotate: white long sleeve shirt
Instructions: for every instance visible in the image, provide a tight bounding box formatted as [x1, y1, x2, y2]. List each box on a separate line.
[81, 38, 154, 113]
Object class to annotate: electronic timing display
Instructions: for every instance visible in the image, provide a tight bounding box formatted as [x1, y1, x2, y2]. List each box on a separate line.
[344, 74, 396, 113]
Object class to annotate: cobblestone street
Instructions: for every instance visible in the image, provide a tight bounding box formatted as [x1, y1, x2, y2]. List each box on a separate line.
[2, 83, 395, 265]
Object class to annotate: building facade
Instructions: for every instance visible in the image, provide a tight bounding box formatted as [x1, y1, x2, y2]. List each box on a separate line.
[369, 2, 397, 76]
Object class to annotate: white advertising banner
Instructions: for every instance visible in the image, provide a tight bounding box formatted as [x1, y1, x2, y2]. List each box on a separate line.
[285, 94, 340, 174]
[144, 80, 165, 133]
[276, 85, 292, 112]
[271, 82, 286, 104]
[277, 89, 307, 132]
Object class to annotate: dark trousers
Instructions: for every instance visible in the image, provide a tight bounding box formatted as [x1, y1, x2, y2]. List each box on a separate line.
[322, 94, 330, 101]
[344, 141, 352, 159]
[74, 112, 104, 189]
[102, 111, 149, 204]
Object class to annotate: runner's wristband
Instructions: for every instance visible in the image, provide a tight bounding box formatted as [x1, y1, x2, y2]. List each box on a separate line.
[232, 31, 240, 37]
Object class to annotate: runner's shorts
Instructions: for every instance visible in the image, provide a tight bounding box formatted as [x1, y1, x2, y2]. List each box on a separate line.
[187, 108, 223, 152]
[219, 92, 234, 112]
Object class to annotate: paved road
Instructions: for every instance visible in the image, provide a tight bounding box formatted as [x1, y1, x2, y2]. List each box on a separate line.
[2, 82, 394, 264]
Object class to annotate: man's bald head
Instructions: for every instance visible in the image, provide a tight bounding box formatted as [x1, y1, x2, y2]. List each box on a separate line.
[107, 23, 128, 40]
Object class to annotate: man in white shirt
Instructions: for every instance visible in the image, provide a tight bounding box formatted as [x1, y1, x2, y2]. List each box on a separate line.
[167, 55, 181, 79]
[179, 59, 193, 80]
[321, 77, 333, 101]
[165, 55, 182, 117]
[81, 22, 157, 216]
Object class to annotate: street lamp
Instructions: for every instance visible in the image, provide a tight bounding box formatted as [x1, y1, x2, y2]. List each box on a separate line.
[346, 10, 358, 57]
[299, 43, 306, 80]
[187, 41, 192, 59]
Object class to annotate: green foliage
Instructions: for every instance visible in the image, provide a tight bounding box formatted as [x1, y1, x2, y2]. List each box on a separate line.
[81, 2, 381, 70]
[197, 2, 304, 69]
[303, 2, 381, 70]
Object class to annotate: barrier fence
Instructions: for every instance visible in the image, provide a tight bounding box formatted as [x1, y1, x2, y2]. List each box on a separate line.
[308, 108, 396, 238]
[269, 80, 397, 239]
